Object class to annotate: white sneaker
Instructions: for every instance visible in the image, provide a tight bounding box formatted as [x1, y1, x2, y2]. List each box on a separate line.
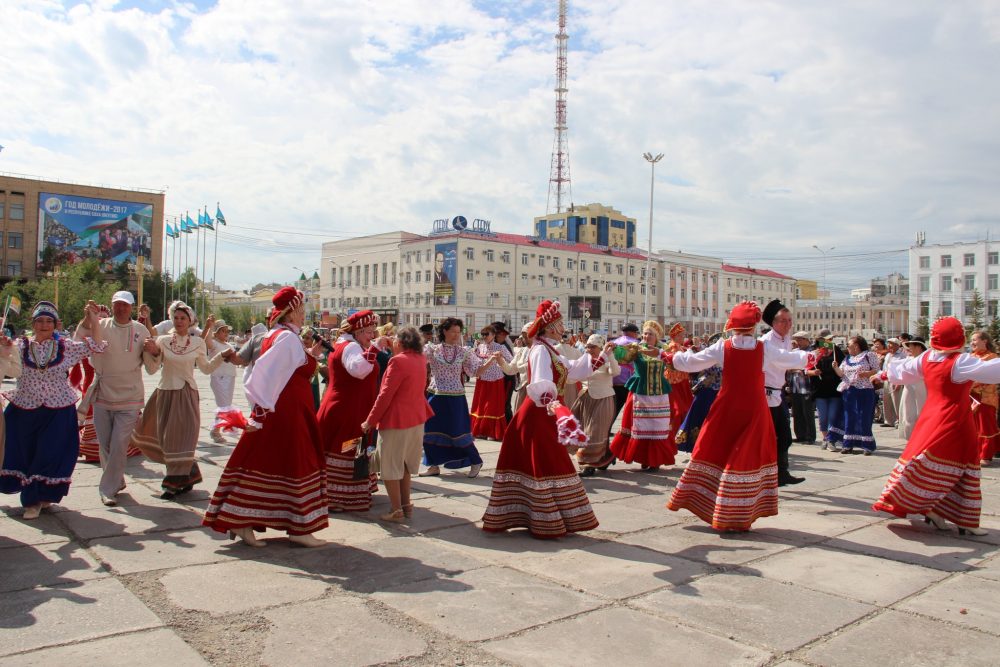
[418, 466, 440, 477]
[468, 464, 482, 478]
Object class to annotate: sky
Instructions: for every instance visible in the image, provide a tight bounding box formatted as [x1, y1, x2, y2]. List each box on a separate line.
[3, 0, 999, 295]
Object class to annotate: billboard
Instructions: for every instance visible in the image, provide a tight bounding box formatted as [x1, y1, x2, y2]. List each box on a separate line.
[433, 242, 457, 305]
[37, 192, 153, 271]
[568, 295, 601, 321]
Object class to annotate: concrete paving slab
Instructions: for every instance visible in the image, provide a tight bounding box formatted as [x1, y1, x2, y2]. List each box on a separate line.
[375, 565, 603, 642]
[48, 488, 148, 514]
[0, 578, 163, 656]
[88, 527, 236, 574]
[425, 522, 604, 567]
[286, 534, 489, 594]
[1, 541, 108, 593]
[803, 609, 999, 667]
[310, 513, 398, 545]
[160, 559, 330, 613]
[968, 552, 1000, 582]
[826, 475, 896, 500]
[0, 514, 72, 548]
[770, 472, 867, 495]
[600, 488, 678, 512]
[632, 572, 874, 652]
[589, 498, 689, 534]
[396, 495, 490, 534]
[748, 501, 887, 545]
[511, 539, 711, 599]
[749, 546, 949, 605]
[621, 524, 795, 566]
[824, 522, 1000, 572]
[896, 575, 1000, 634]
[0, 628, 208, 666]
[484, 607, 770, 666]
[55, 503, 207, 541]
[260, 597, 426, 667]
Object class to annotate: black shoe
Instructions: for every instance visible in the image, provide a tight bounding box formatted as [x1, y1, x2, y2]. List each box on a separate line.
[777, 474, 805, 486]
[579, 467, 596, 478]
[597, 457, 617, 471]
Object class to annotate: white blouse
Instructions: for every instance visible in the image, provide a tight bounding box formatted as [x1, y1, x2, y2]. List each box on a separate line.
[672, 335, 809, 376]
[244, 326, 306, 412]
[887, 350, 1000, 385]
[526, 337, 606, 406]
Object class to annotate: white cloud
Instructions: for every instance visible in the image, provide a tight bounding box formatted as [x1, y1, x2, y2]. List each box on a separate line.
[2, 0, 998, 292]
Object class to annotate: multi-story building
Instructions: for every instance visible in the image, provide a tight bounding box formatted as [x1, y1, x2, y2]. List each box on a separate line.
[797, 273, 909, 338]
[720, 264, 798, 316]
[316, 220, 797, 337]
[909, 239, 1000, 331]
[0, 174, 164, 282]
[796, 279, 819, 300]
[533, 203, 637, 249]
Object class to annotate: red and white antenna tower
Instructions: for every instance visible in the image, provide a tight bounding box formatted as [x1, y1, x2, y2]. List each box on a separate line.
[547, 0, 572, 214]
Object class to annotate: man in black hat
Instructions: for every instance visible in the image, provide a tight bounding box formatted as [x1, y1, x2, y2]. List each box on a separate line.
[418, 323, 434, 345]
[609, 323, 641, 442]
[491, 321, 516, 422]
[760, 300, 806, 485]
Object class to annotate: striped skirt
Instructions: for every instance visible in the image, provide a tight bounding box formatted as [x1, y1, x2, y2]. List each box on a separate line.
[325, 451, 378, 512]
[668, 460, 779, 531]
[873, 450, 982, 529]
[609, 393, 675, 467]
[130, 386, 203, 492]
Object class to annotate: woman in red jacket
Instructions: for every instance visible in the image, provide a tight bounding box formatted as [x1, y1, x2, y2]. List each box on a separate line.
[362, 326, 435, 523]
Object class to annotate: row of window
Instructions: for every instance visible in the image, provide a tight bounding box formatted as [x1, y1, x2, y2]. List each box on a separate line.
[918, 300, 998, 318]
[331, 261, 399, 289]
[918, 252, 1000, 269]
[917, 274, 999, 292]
[0, 232, 23, 249]
[0, 202, 26, 221]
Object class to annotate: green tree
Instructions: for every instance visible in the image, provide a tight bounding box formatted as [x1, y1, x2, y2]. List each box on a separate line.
[990, 314, 1000, 346]
[965, 289, 986, 339]
[0, 259, 117, 334]
[915, 316, 930, 341]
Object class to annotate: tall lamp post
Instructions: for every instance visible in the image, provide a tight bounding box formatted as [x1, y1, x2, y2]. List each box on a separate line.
[811, 245, 835, 303]
[642, 151, 664, 321]
[292, 265, 318, 325]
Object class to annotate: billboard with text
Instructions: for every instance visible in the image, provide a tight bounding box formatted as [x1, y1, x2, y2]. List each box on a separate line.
[37, 192, 152, 271]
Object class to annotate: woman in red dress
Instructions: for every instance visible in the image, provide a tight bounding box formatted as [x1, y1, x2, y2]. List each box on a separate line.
[873, 317, 1000, 536]
[667, 302, 810, 531]
[665, 323, 693, 452]
[316, 310, 385, 512]
[482, 300, 614, 538]
[969, 330, 1000, 465]
[469, 324, 514, 440]
[203, 287, 328, 547]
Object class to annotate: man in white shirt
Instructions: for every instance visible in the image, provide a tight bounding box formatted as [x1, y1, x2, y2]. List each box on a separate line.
[760, 300, 804, 486]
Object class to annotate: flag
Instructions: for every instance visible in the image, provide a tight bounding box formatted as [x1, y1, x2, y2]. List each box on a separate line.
[203, 207, 213, 230]
[197, 210, 204, 227]
[181, 218, 193, 234]
[8, 295, 21, 315]
[166, 223, 175, 238]
[215, 204, 226, 226]
[186, 213, 196, 230]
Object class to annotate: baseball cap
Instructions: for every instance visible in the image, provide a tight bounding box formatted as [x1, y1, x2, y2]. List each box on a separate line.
[112, 291, 135, 305]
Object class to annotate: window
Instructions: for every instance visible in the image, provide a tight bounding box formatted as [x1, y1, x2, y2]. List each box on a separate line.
[552, 257, 560, 269]
[415, 271, 422, 284]
[521, 273, 528, 285]
[990, 252, 999, 265]
[919, 276, 930, 292]
[0, 203, 4, 218]
[6, 260, 21, 277]
[7, 232, 23, 249]
[579, 278, 586, 290]
[940, 255, 952, 268]
[486, 271, 495, 284]
[466, 292, 474, 305]
[405, 272, 411, 284]
[593, 261, 599, 272]
[485, 249, 494, 261]
[567, 259, 575, 270]
[941, 301, 953, 316]
[964, 300, 977, 316]
[990, 274, 999, 290]
[537, 276, 544, 287]
[617, 264, 623, 275]
[552, 276, 559, 288]
[538, 256, 545, 267]
[501, 251, 510, 264]
[629, 266, 635, 277]
[941, 275, 952, 292]
[425, 270, 430, 282]
[502, 272, 510, 285]
[466, 269, 474, 281]
[391, 262, 397, 284]
[426, 249, 431, 262]
[964, 253, 976, 267]
[502, 294, 510, 307]
[465, 247, 474, 260]
[9, 203, 24, 220]
[521, 254, 528, 265]
[964, 274, 975, 290]
[991, 300, 999, 317]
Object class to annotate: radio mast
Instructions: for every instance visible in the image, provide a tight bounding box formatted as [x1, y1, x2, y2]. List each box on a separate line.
[546, 0, 572, 214]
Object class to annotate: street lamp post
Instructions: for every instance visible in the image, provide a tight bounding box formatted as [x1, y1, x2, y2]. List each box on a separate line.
[292, 265, 318, 325]
[812, 245, 835, 302]
[46, 267, 63, 309]
[642, 152, 664, 321]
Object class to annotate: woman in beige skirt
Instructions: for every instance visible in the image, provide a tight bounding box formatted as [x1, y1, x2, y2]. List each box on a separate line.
[573, 334, 621, 477]
[131, 301, 232, 498]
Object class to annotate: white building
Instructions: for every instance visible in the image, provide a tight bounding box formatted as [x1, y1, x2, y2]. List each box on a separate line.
[909, 239, 1000, 331]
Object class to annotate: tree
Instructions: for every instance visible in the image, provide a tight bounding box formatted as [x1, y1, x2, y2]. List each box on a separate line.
[966, 289, 985, 339]
[0, 259, 117, 334]
[990, 314, 1000, 346]
[915, 316, 930, 341]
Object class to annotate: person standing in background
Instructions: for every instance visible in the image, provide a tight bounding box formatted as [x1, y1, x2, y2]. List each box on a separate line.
[788, 331, 817, 444]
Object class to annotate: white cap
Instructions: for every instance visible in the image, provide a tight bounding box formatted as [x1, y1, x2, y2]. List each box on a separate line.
[112, 291, 135, 305]
[586, 334, 606, 347]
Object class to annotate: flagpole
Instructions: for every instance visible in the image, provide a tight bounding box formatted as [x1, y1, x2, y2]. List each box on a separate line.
[185, 213, 190, 304]
[212, 202, 220, 313]
[0, 295, 10, 336]
[172, 217, 178, 303]
[201, 207, 208, 322]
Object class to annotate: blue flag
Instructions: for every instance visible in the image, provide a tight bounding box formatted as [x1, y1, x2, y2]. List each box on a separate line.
[186, 213, 196, 231]
[182, 218, 193, 234]
[215, 204, 226, 226]
[197, 210, 204, 227]
[203, 207, 214, 230]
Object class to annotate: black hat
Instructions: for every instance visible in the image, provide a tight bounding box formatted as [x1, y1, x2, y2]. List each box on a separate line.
[762, 299, 786, 327]
[622, 322, 639, 333]
[490, 321, 509, 335]
[418, 323, 434, 334]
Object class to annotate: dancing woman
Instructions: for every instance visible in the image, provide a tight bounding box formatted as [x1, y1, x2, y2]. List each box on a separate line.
[835, 336, 880, 454]
[131, 300, 232, 498]
[203, 287, 328, 547]
[483, 300, 613, 538]
[469, 324, 513, 441]
[969, 330, 1000, 465]
[316, 310, 384, 512]
[609, 320, 675, 470]
[1, 301, 106, 518]
[573, 334, 620, 476]
[873, 317, 1000, 536]
[667, 302, 810, 531]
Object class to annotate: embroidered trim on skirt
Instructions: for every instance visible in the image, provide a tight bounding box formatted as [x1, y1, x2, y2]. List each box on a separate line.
[873, 450, 982, 528]
[609, 393, 675, 467]
[1, 404, 79, 506]
[325, 451, 378, 511]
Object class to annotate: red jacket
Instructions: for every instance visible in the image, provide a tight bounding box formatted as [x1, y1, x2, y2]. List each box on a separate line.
[366, 350, 434, 430]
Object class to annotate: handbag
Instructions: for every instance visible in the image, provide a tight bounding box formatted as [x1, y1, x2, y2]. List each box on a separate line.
[352, 432, 375, 480]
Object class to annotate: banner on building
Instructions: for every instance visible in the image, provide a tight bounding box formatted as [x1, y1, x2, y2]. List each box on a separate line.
[433, 242, 457, 305]
[569, 295, 601, 321]
[37, 192, 153, 271]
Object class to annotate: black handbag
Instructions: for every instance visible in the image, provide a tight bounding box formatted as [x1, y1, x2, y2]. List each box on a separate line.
[352, 432, 374, 480]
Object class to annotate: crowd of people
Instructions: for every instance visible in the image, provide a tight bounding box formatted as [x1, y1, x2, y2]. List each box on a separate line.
[1, 291, 995, 547]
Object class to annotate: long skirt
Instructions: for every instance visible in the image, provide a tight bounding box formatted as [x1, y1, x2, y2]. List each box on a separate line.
[470, 378, 508, 440]
[203, 382, 328, 536]
[609, 393, 675, 467]
[78, 404, 142, 462]
[675, 387, 718, 454]
[423, 393, 482, 469]
[974, 402, 1000, 462]
[573, 390, 615, 467]
[482, 399, 598, 538]
[897, 383, 926, 441]
[130, 386, 203, 493]
[842, 386, 877, 452]
[0, 405, 79, 507]
[325, 449, 378, 512]
[667, 380, 693, 450]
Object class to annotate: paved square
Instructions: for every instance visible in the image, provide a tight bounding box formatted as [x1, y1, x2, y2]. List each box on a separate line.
[1, 373, 999, 665]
